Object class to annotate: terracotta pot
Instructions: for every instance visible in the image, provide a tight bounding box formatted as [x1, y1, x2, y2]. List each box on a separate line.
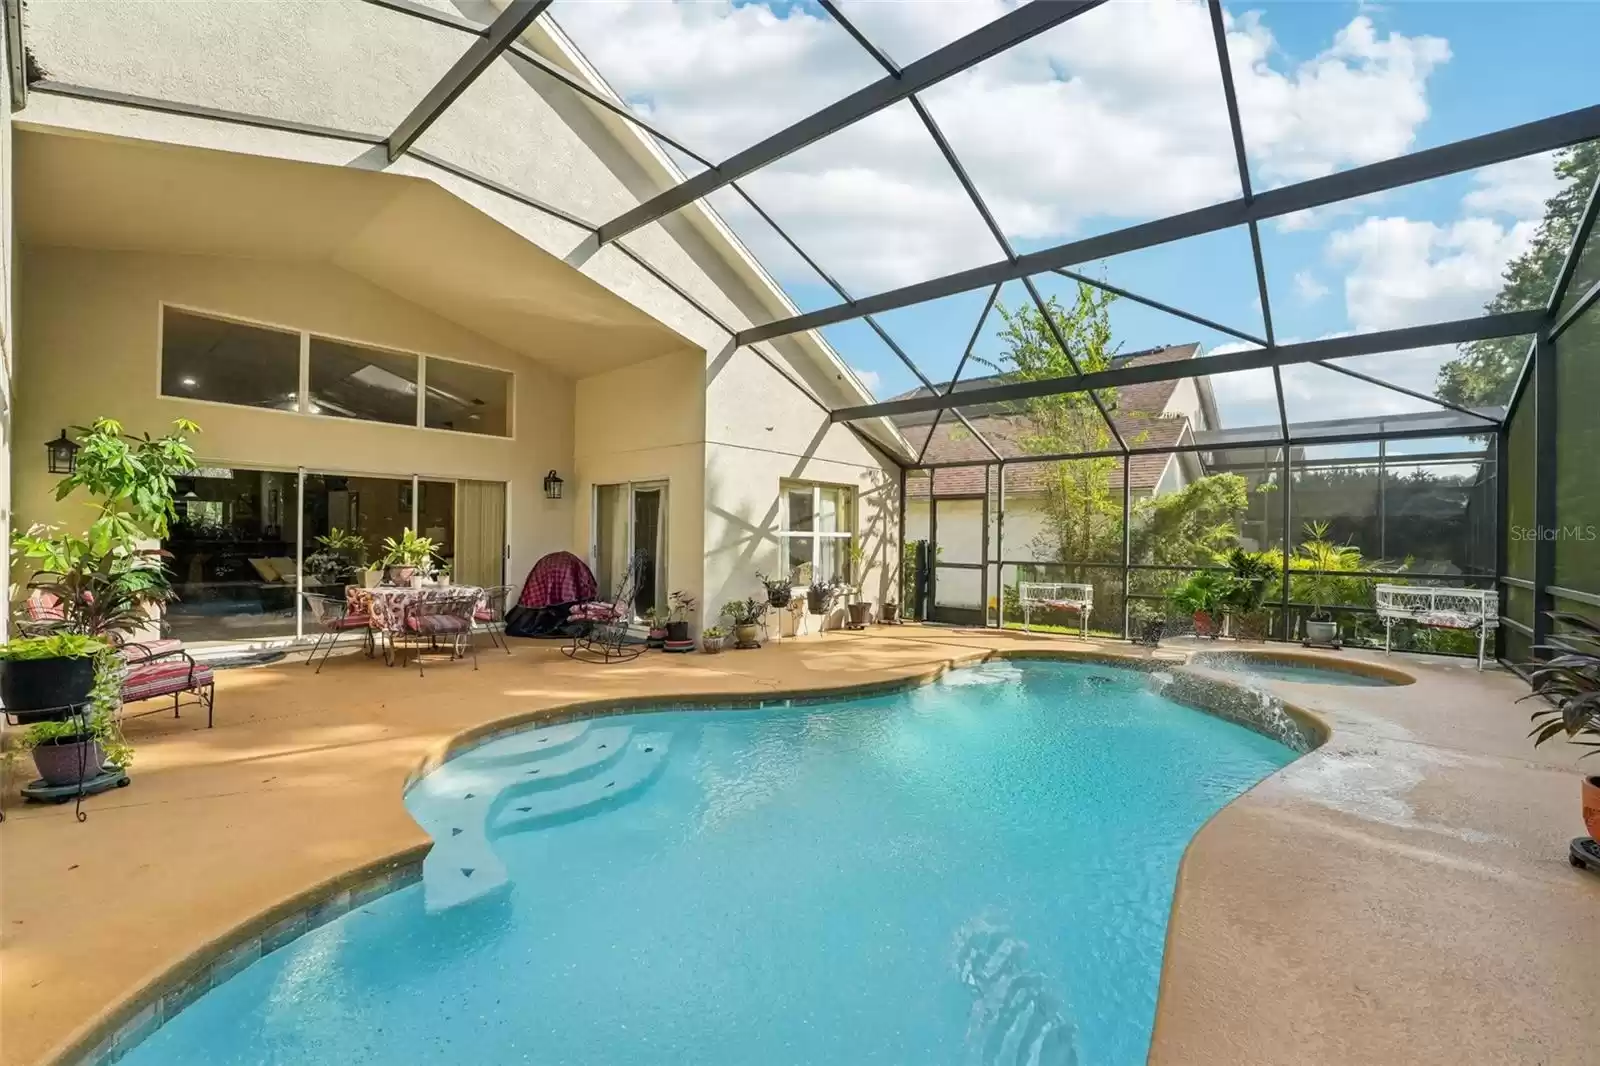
[1584, 776, 1600, 843]
[32, 734, 107, 787]
[386, 565, 417, 585]
[1192, 610, 1214, 637]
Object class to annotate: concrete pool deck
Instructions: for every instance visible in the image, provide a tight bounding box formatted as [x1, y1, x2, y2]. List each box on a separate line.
[1, 628, 1596, 1066]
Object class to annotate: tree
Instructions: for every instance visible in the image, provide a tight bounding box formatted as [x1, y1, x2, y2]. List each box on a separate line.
[980, 285, 1126, 566]
[1437, 141, 1600, 406]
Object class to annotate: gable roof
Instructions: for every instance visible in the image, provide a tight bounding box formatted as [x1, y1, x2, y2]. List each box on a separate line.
[896, 344, 1203, 498]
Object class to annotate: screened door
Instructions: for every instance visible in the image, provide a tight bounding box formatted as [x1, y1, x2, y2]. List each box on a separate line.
[929, 492, 988, 626]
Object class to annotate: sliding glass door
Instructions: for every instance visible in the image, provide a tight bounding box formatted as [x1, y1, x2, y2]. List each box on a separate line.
[163, 469, 506, 644]
[593, 481, 667, 621]
[167, 467, 302, 644]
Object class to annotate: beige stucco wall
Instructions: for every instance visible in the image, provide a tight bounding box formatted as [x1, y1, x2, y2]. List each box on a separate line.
[0, 40, 12, 640]
[704, 344, 899, 630]
[572, 348, 705, 618]
[13, 246, 576, 591]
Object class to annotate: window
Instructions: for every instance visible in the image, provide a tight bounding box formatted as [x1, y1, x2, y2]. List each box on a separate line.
[159, 306, 512, 437]
[161, 308, 301, 411]
[309, 338, 419, 425]
[780, 482, 855, 585]
[424, 356, 511, 436]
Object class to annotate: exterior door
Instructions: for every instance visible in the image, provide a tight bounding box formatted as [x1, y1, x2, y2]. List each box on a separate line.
[592, 481, 668, 620]
[454, 479, 507, 589]
[928, 488, 989, 626]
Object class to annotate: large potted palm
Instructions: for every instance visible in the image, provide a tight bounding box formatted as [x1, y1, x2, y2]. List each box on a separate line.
[1523, 615, 1600, 858]
[1295, 522, 1356, 647]
[9, 417, 199, 793]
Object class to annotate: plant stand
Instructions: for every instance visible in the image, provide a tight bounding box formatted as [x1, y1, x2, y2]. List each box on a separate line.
[662, 639, 696, 654]
[5, 702, 129, 823]
[1570, 837, 1600, 874]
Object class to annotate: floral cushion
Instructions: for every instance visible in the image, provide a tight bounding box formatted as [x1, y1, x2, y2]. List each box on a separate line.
[569, 602, 624, 623]
[405, 613, 471, 635]
[123, 660, 214, 703]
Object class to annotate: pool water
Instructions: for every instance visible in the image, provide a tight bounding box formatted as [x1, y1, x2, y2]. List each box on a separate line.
[119, 661, 1295, 1066]
[1199, 656, 1399, 687]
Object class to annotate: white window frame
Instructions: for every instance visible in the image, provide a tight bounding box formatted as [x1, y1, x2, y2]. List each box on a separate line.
[156, 302, 516, 439]
[778, 481, 856, 587]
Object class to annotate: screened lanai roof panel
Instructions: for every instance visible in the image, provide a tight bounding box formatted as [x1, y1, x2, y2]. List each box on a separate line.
[548, 1, 886, 161]
[1324, 337, 1534, 415]
[1257, 144, 1591, 342]
[734, 99, 1005, 298]
[1231, 1, 1600, 194]
[28, 0, 472, 136]
[912, 0, 1242, 251]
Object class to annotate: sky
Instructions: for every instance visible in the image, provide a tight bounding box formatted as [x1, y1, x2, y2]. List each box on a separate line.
[548, 0, 1598, 435]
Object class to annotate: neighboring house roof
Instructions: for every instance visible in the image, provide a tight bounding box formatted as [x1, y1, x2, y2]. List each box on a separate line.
[897, 344, 1202, 499]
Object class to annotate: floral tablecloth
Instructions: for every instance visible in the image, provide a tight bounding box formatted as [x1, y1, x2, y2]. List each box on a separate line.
[347, 585, 485, 634]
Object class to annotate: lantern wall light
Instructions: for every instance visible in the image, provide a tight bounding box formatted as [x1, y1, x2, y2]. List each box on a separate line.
[46, 429, 79, 475]
[543, 470, 564, 500]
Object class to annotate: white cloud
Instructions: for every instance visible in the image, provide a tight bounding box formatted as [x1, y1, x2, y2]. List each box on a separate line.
[1293, 271, 1329, 302]
[551, 1, 1454, 290]
[1462, 153, 1564, 218]
[849, 365, 882, 396]
[1327, 214, 1537, 331]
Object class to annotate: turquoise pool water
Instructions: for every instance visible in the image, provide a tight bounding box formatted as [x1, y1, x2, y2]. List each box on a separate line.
[118, 660, 1295, 1066]
[1198, 656, 1400, 687]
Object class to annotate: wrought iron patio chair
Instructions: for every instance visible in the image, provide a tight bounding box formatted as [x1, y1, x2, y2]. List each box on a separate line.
[563, 552, 647, 664]
[302, 591, 373, 674]
[396, 590, 480, 676]
[473, 584, 514, 654]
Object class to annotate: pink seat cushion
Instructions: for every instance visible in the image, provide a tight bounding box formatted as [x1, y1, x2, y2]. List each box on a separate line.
[328, 614, 372, 631]
[123, 660, 214, 703]
[119, 638, 186, 663]
[405, 614, 471, 635]
[474, 608, 496, 623]
[569, 602, 623, 623]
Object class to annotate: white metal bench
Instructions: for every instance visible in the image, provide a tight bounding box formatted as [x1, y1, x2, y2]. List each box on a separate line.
[1019, 582, 1094, 638]
[1374, 584, 1499, 670]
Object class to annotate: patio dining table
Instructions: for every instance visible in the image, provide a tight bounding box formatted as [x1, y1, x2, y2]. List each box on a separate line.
[346, 584, 486, 634]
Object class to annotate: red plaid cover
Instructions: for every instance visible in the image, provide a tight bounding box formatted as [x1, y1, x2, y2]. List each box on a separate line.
[518, 552, 597, 609]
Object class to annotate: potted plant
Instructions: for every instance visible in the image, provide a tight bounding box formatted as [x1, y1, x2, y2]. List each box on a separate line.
[1129, 602, 1166, 648]
[378, 528, 437, 586]
[721, 598, 764, 649]
[1168, 572, 1229, 638]
[6, 639, 129, 787]
[304, 527, 367, 589]
[666, 591, 696, 643]
[0, 634, 106, 723]
[1296, 521, 1354, 647]
[644, 608, 667, 649]
[757, 571, 794, 609]
[701, 625, 727, 654]
[435, 561, 453, 588]
[12, 418, 199, 641]
[1222, 549, 1275, 641]
[880, 601, 900, 624]
[806, 578, 834, 616]
[844, 542, 872, 628]
[1523, 620, 1600, 848]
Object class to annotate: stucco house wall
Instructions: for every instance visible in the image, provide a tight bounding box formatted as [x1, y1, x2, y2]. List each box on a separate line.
[8, 1, 905, 642]
[13, 246, 575, 590]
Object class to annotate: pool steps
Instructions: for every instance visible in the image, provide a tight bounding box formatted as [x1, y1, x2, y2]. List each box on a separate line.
[406, 720, 670, 911]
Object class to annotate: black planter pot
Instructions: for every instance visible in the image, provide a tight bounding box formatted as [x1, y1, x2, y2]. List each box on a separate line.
[1136, 619, 1166, 648]
[880, 603, 900, 624]
[0, 656, 97, 720]
[807, 592, 827, 615]
[766, 588, 791, 608]
[665, 621, 690, 642]
[846, 602, 873, 628]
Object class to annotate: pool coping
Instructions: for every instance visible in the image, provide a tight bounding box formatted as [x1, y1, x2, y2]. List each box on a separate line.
[53, 645, 1333, 1066]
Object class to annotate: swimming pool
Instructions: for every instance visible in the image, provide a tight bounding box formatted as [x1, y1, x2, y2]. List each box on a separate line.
[116, 660, 1295, 1066]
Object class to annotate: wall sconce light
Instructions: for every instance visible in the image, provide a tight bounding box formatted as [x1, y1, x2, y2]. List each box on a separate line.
[46, 429, 80, 475]
[543, 470, 564, 500]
